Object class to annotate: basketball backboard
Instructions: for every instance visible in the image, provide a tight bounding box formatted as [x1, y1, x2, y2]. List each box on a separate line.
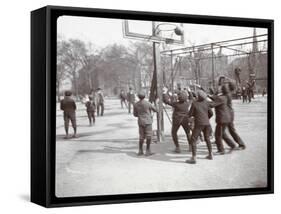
[123, 20, 184, 45]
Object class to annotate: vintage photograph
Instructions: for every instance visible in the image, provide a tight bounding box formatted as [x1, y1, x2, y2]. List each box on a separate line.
[55, 16, 268, 197]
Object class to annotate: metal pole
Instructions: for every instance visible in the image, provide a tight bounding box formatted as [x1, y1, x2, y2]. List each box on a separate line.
[160, 34, 268, 54]
[152, 21, 164, 143]
[170, 51, 174, 93]
[211, 43, 215, 89]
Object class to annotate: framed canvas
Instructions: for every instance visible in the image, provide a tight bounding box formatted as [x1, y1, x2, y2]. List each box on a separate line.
[31, 5, 274, 207]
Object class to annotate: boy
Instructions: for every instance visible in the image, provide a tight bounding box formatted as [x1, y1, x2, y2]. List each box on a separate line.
[85, 96, 96, 126]
[211, 85, 236, 154]
[186, 90, 213, 164]
[127, 87, 135, 114]
[242, 86, 247, 103]
[133, 91, 157, 156]
[60, 91, 77, 139]
[119, 89, 127, 109]
[96, 88, 105, 116]
[163, 91, 192, 153]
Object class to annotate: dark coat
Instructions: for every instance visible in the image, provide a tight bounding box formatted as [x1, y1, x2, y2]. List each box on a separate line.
[163, 95, 191, 121]
[133, 100, 157, 126]
[96, 92, 104, 104]
[60, 97, 76, 113]
[226, 93, 234, 122]
[127, 92, 135, 103]
[188, 99, 212, 126]
[120, 92, 127, 100]
[85, 100, 96, 112]
[211, 95, 232, 124]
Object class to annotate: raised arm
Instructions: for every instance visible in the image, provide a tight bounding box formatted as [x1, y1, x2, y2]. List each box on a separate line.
[150, 102, 158, 113]
[208, 95, 224, 108]
[163, 93, 175, 107]
[188, 103, 195, 118]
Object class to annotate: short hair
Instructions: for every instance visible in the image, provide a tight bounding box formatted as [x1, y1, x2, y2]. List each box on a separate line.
[197, 90, 207, 100]
[137, 91, 145, 99]
[64, 91, 72, 96]
[218, 76, 226, 85]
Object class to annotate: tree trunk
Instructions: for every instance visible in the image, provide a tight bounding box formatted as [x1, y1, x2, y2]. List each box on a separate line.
[72, 69, 79, 100]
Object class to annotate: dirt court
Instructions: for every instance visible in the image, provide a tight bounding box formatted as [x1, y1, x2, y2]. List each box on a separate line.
[55, 96, 268, 197]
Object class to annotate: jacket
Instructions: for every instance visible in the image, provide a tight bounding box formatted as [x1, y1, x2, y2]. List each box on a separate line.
[163, 95, 191, 121]
[211, 95, 231, 124]
[133, 100, 157, 125]
[188, 99, 212, 126]
[60, 97, 76, 113]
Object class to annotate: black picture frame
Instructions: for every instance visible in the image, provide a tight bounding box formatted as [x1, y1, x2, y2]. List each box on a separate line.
[31, 5, 274, 207]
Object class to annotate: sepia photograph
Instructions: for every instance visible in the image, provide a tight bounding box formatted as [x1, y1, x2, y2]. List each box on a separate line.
[55, 15, 269, 198]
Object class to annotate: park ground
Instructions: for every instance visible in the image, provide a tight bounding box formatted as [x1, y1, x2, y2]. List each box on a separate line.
[55, 95, 268, 197]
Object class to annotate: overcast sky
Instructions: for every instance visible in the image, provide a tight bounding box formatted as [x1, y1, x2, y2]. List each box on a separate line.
[57, 15, 268, 50]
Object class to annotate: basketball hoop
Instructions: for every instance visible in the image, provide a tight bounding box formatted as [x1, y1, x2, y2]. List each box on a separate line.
[155, 23, 184, 36]
[156, 23, 177, 31]
[123, 20, 184, 45]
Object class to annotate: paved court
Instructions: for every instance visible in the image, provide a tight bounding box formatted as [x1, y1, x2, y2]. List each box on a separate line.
[55, 96, 268, 197]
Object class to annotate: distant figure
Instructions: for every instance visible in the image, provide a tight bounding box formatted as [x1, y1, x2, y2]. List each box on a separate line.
[236, 87, 242, 100]
[96, 88, 104, 116]
[247, 80, 255, 101]
[90, 88, 96, 101]
[133, 91, 157, 156]
[119, 89, 127, 109]
[85, 96, 96, 126]
[60, 91, 77, 139]
[246, 83, 252, 103]
[127, 87, 135, 114]
[242, 86, 247, 103]
[262, 87, 267, 97]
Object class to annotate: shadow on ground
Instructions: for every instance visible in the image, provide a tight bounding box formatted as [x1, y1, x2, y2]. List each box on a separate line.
[69, 136, 234, 164]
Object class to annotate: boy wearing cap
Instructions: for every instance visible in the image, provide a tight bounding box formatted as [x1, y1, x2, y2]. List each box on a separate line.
[96, 88, 104, 116]
[163, 90, 192, 153]
[85, 96, 96, 126]
[133, 91, 157, 156]
[60, 91, 77, 139]
[211, 85, 236, 154]
[127, 87, 135, 114]
[119, 89, 127, 109]
[186, 90, 213, 164]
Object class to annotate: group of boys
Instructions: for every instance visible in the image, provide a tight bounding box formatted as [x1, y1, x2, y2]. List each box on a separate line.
[60, 82, 246, 164]
[133, 81, 246, 164]
[119, 87, 136, 114]
[241, 80, 255, 103]
[60, 88, 105, 139]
